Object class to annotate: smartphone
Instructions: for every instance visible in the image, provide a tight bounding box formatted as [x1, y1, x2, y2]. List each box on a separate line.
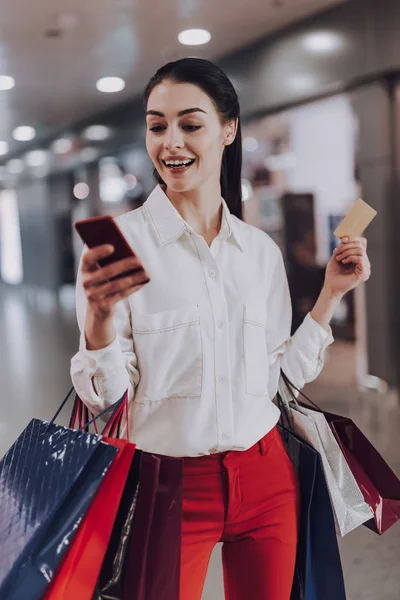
[74, 215, 150, 283]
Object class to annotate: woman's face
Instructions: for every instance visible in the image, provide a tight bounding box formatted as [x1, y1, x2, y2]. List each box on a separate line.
[146, 80, 235, 194]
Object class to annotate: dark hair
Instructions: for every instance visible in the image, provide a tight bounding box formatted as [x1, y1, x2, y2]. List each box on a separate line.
[143, 58, 243, 220]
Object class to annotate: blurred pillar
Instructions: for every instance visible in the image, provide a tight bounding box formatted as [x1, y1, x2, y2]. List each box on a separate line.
[351, 79, 400, 390]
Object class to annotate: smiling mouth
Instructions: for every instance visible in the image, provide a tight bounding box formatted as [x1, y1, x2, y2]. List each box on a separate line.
[162, 158, 196, 171]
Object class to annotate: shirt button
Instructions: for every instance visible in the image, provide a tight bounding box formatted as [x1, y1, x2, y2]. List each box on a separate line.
[218, 375, 226, 384]
[217, 320, 225, 329]
[222, 433, 231, 440]
[208, 269, 216, 278]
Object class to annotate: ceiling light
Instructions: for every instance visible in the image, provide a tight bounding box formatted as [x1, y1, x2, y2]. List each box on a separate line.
[178, 29, 211, 46]
[73, 182, 90, 200]
[243, 137, 259, 152]
[25, 150, 48, 167]
[12, 126, 36, 142]
[302, 32, 344, 54]
[80, 147, 99, 162]
[83, 125, 111, 141]
[0, 76, 15, 91]
[96, 77, 126, 93]
[52, 137, 73, 154]
[0, 141, 9, 156]
[7, 159, 24, 174]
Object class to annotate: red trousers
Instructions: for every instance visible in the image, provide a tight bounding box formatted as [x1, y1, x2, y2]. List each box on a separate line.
[180, 426, 299, 600]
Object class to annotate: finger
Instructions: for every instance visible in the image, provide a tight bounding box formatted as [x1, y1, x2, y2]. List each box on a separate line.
[335, 240, 364, 253]
[340, 236, 365, 244]
[82, 245, 114, 272]
[86, 271, 150, 300]
[341, 255, 363, 264]
[106, 281, 148, 302]
[85, 256, 146, 287]
[336, 248, 364, 261]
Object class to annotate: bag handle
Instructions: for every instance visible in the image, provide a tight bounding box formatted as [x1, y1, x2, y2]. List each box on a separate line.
[279, 370, 322, 412]
[50, 386, 130, 439]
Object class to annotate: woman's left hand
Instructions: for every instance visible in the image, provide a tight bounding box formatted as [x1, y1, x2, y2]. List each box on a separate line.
[324, 236, 371, 298]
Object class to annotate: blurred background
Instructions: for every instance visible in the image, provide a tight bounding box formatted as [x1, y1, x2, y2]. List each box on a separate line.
[0, 0, 399, 598]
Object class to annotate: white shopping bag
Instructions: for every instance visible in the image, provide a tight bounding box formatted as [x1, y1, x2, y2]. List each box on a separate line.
[278, 374, 373, 536]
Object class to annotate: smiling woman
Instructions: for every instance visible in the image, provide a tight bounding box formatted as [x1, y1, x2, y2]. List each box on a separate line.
[71, 57, 371, 600]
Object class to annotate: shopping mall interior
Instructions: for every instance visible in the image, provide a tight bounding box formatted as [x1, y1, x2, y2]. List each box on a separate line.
[0, 1, 399, 598]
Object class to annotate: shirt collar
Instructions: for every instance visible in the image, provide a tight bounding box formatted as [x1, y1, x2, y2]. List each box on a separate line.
[143, 185, 244, 252]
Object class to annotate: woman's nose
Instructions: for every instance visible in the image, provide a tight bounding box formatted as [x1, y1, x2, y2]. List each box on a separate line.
[164, 126, 184, 149]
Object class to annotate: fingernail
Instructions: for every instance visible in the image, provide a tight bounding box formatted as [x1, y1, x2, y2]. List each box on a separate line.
[343, 237, 349, 242]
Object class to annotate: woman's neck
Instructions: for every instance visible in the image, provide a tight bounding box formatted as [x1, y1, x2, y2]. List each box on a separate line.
[165, 182, 223, 245]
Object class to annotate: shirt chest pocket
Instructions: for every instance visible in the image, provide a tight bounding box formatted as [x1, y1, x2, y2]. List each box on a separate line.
[131, 305, 203, 404]
[243, 303, 269, 396]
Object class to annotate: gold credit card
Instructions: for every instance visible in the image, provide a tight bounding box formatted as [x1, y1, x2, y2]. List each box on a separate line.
[334, 199, 377, 238]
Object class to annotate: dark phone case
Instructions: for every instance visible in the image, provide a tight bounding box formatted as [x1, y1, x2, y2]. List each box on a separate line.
[74, 216, 149, 282]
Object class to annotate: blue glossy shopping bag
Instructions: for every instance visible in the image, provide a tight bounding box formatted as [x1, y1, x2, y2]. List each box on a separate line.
[278, 419, 347, 600]
[0, 390, 122, 600]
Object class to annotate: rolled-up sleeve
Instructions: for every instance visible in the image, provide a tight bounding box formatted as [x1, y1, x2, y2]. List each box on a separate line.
[266, 248, 334, 401]
[70, 251, 140, 415]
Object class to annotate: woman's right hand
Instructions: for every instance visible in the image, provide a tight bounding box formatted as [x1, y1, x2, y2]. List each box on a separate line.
[82, 244, 150, 349]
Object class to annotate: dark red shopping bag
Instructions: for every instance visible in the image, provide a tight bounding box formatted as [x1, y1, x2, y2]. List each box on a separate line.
[122, 453, 183, 600]
[281, 371, 400, 535]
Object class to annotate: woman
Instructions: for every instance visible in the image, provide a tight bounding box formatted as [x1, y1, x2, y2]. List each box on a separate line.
[71, 58, 371, 600]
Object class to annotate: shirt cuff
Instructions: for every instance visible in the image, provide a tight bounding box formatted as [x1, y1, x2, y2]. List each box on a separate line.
[292, 312, 334, 361]
[78, 332, 125, 376]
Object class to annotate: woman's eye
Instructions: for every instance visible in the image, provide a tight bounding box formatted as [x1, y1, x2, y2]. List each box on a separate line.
[183, 125, 201, 132]
[149, 125, 165, 133]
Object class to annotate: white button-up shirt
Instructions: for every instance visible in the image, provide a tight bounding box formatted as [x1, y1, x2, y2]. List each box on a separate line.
[71, 185, 334, 457]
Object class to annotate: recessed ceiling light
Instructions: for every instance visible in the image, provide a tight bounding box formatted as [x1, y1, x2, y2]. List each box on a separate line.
[7, 159, 24, 174]
[0, 141, 9, 156]
[52, 137, 74, 154]
[302, 32, 344, 54]
[96, 77, 126, 93]
[178, 29, 211, 46]
[0, 76, 15, 91]
[25, 150, 48, 167]
[73, 182, 90, 200]
[83, 125, 111, 141]
[12, 126, 36, 142]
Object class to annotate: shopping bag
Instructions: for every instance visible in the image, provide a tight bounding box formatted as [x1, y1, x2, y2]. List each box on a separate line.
[122, 453, 161, 600]
[325, 411, 400, 534]
[280, 374, 372, 536]
[280, 372, 400, 535]
[42, 436, 136, 600]
[0, 418, 118, 600]
[122, 453, 183, 600]
[93, 450, 142, 600]
[278, 420, 347, 600]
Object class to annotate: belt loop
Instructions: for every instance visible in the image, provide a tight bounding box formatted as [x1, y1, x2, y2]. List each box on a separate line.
[258, 437, 267, 456]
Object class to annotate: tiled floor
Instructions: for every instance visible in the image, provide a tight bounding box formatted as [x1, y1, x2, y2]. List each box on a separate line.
[1, 283, 399, 599]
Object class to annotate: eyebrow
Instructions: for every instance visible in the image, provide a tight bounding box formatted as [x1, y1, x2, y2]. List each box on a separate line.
[146, 107, 207, 118]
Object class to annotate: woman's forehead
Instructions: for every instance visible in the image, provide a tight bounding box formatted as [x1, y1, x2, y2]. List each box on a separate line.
[147, 81, 214, 115]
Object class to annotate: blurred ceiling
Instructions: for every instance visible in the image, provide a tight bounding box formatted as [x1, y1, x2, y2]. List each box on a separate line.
[0, 0, 348, 154]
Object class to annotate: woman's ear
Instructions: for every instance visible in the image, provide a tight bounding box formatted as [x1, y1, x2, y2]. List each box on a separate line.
[224, 118, 238, 146]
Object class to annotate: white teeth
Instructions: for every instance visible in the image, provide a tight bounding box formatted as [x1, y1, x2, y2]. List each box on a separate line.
[165, 159, 194, 166]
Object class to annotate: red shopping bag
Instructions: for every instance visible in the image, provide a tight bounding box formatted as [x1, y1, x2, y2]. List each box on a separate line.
[42, 436, 136, 600]
[43, 391, 134, 600]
